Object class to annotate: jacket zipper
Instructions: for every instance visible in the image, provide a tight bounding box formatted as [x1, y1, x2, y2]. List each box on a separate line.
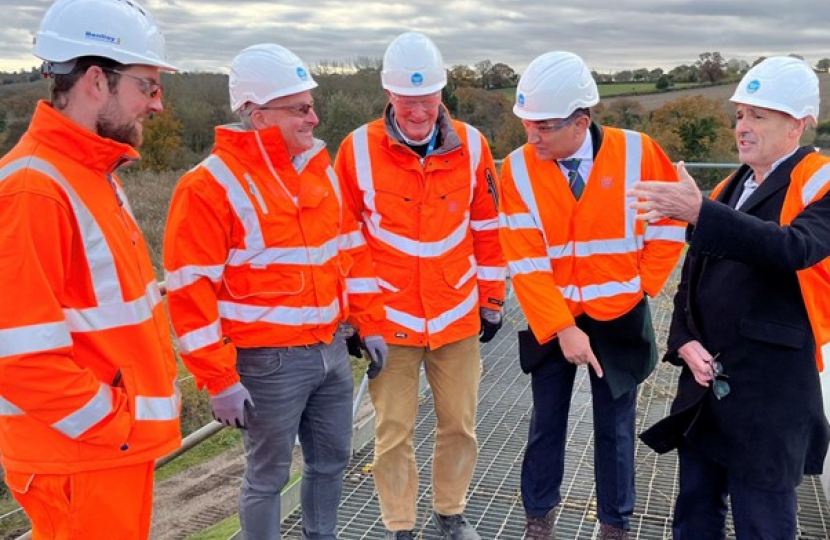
[245, 173, 269, 214]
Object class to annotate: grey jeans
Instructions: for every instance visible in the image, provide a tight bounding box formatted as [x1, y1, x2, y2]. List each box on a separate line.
[236, 336, 353, 540]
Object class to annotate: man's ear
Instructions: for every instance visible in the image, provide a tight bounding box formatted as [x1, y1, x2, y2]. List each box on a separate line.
[80, 65, 110, 101]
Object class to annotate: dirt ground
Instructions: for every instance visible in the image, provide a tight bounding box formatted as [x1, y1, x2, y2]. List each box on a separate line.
[150, 392, 376, 540]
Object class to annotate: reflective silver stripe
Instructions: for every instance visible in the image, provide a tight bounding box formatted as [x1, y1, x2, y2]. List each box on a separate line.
[471, 217, 499, 231]
[64, 282, 162, 332]
[135, 386, 180, 421]
[580, 276, 641, 302]
[325, 165, 342, 206]
[802, 164, 830, 206]
[338, 230, 366, 250]
[467, 124, 482, 194]
[477, 266, 507, 281]
[822, 341, 830, 366]
[0, 157, 123, 305]
[385, 288, 478, 335]
[574, 237, 641, 257]
[353, 126, 375, 209]
[386, 306, 425, 332]
[500, 212, 536, 230]
[218, 298, 341, 326]
[644, 225, 687, 242]
[177, 319, 222, 354]
[378, 277, 399, 293]
[346, 278, 381, 294]
[203, 155, 265, 251]
[559, 284, 581, 301]
[165, 264, 225, 292]
[427, 288, 478, 334]
[227, 238, 339, 267]
[51, 383, 113, 439]
[0, 321, 72, 357]
[547, 242, 574, 259]
[508, 258, 552, 276]
[449, 256, 477, 289]
[509, 150, 547, 243]
[0, 396, 23, 416]
[622, 130, 642, 241]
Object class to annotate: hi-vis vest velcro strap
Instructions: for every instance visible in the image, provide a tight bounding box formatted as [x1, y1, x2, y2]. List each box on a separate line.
[502, 130, 682, 302]
[351, 123, 482, 258]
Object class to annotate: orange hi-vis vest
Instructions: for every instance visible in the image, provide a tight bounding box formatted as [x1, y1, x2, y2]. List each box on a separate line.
[712, 151, 830, 372]
[335, 111, 506, 349]
[164, 125, 385, 395]
[499, 126, 686, 344]
[0, 101, 180, 474]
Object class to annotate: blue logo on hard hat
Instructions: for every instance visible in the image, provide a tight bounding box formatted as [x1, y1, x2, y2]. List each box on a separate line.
[746, 79, 761, 94]
[411, 72, 424, 86]
[517, 93, 525, 107]
[296, 67, 309, 81]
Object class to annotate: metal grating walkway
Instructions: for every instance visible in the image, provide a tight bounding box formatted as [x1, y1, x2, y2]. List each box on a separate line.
[281, 278, 830, 540]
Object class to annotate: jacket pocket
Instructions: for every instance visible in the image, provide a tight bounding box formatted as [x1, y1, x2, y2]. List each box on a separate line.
[739, 318, 807, 350]
[374, 253, 413, 293]
[443, 255, 476, 289]
[223, 266, 305, 299]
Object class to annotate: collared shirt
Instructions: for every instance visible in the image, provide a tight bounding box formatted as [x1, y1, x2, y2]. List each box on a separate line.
[557, 131, 594, 185]
[736, 147, 799, 210]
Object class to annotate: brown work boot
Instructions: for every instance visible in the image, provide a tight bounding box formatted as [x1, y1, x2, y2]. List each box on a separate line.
[598, 522, 629, 540]
[524, 508, 556, 540]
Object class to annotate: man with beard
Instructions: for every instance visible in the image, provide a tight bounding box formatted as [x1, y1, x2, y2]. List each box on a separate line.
[0, 0, 181, 539]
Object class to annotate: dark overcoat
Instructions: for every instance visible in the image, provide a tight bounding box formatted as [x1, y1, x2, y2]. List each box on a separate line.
[640, 147, 830, 491]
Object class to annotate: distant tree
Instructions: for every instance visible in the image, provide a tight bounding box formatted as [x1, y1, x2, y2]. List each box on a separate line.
[594, 98, 647, 130]
[696, 52, 726, 84]
[137, 108, 183, 171]
[489, 63, 519, 89]
[648, 68, 664, 81]
[0, 109, 6, 132]
[788, 53, 805, 61]
[632, 68, 650, 82]
[454, 86, 511, 143]
[442, 84, 459, 116]
[648, 95, 734, 163]
[591, 71, 613, 83]
[475, 60, 494, 89]
[668, 64, 698, 83]
[614, 70, 633, 83]
[726, 58, 750, 79]
[448, 64, 478, 88]
[655, 75, 672, 90]
[816, 58, 830, 72]
[493, 115, 526, 159]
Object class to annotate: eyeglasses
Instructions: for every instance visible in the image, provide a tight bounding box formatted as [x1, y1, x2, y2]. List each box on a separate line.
[709, 353, 731, 400]
[390, 93, 442, 112]
[255, 102, 315, 116]
[102, 68, 163, 99]
[523, 116, 577, 134]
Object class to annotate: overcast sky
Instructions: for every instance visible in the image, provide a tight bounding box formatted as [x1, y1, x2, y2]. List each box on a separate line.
[3, 0, 829, 75]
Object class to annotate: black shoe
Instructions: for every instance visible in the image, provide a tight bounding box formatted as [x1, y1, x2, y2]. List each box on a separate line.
[384, 530, 415, 540]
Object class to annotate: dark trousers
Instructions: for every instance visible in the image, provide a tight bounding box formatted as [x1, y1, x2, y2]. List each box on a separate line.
[521, 351, 637, 529]
[673, 445, 797, 540]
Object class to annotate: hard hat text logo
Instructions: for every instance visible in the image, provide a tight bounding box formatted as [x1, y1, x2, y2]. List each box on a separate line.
[84, 31, 121, 44]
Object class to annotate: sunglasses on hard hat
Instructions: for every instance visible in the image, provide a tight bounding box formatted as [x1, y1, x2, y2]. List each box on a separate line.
[103, 68, 163, 99]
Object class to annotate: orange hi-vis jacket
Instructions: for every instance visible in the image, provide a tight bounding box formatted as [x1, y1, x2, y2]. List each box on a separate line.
[711, 152, 830, 372]
[0, 101, 181, 474]
[499, 126, 686, 345]
[164, 125, 385, 395]
[334, 109, 506, 349]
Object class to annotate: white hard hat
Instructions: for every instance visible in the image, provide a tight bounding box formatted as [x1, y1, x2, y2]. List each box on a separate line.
[381, 32, 447, 96]
[730, 56, 819, 121]
[229, 43, 318, 113]
[514, 51, 599, 121]
[34, 0, 176, 72]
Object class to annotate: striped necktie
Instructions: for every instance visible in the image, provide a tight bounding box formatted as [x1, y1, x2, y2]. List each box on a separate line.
[560, 158, 585, 199]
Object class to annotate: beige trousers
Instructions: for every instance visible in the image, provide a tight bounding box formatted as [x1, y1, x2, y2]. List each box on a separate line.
[369, 335, 482, 530]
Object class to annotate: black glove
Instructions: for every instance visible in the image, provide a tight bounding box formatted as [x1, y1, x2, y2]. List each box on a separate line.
[346, 333, 363, 358]
[479, 308, 503, 343]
